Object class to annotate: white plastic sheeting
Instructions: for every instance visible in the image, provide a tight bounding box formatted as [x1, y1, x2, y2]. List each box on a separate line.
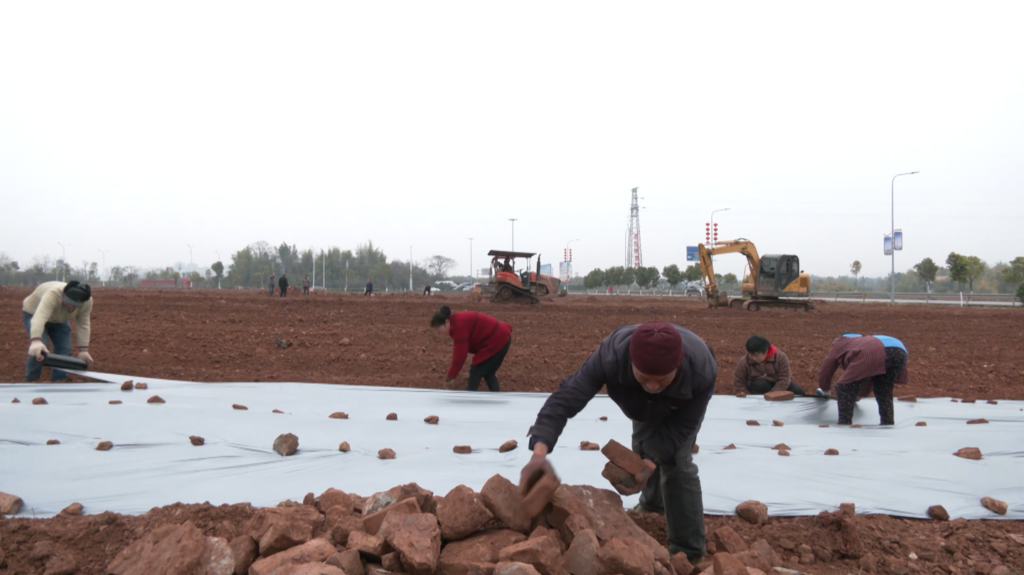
[1, 372, 1021, 520]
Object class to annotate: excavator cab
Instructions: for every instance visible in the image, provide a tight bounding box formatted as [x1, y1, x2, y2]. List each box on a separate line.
[757, 255, 802, 297]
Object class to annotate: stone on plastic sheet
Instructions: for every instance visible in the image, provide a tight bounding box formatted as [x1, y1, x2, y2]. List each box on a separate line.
[439, 529, 527, 565]
[329, 412, 348, 419]
[499, 439, 518, 453]
[273, 433, 299, 456]
[96, 440, 114, 451]
[147, 395, 166, 404]
[838, 502, 855, 517]
[454, 445, 473, 454]
[386, 412, 398, 420]
[59, 502, 83, 516]
[317, 488, 353, 515]
[981, 497, 1008, 515]
[232, 404, 248, 410]
[326, 549, 364, 575]
[32, 397, 48, 405]
[364, 497, 421, 536]
[746, 420, 760, 426]
[0, 492, 24, 516]
[824, 448, 839, 456]
[135, 382, 148, 389]
[348, 530, 389, 561]
[597, 537, 655, 575]
[927, 505, 949, 521]
[326, 509, 365, 546]
[190, 436, 205, 446]
[248, 539, 337, 575]
[425, 415, 440, 424]
[713, 526, 749, 554]
[244, 505, 322, 557]
[772, 420, 784, 427]
[493, 562, 542, 575]
[228, 536, 257, 575]
[121, 380, 133, 390]
[338, 441, 351, 452]
[764, 391, 794, 401]
[378, 448, 396, 459]
[481, 474, 531, 534]
[438, 485, 494, 541]
[953, 447, 982, 460]
[966, 418, 989, 425]
[496, 535, 563, 575]
[107, 521, 234, 575]
[736, 500, 769, 525]
[549, 484, 670, 567]
[563, 529, 600, 575]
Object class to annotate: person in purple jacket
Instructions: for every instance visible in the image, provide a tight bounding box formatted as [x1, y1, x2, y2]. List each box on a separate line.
[521, 321, 717, 563]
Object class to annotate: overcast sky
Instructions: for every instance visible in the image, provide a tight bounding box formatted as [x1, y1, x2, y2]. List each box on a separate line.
[2, 1, 1022, 280]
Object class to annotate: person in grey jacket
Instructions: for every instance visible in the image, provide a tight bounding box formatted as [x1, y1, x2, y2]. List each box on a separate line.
[522, 322, 717, 562]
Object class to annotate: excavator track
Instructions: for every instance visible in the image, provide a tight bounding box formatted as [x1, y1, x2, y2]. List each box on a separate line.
[490, 284, 539, 305]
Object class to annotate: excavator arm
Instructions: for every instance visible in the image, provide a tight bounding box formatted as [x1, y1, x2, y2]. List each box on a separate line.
[697, 240, 761, 307]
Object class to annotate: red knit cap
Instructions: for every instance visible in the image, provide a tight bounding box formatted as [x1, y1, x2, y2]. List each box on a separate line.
[629, 322, 684, 376]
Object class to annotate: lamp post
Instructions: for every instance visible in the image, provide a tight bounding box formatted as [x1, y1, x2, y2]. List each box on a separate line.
[97, 249, 108, 286]
[565, 238, 579, 283]
[508, 219, 517, 252]
[214, 251, 221, 289]
[309, 246, 316, 292]
[409, 246, 413, 292]
[709, 208, 730, 246]
[57, 242, 69, 281]
[890, 171, 919, 303]
[468, 238, 474, 282]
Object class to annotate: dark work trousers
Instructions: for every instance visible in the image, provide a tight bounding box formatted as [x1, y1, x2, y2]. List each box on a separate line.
[279, 286, 287, 297]
[466, 337, 511, 392]
[836, 347, 907, 425]
[633, 413, 706, 561]
[749, 379, 806, 396]
[22, 311, 72, 381]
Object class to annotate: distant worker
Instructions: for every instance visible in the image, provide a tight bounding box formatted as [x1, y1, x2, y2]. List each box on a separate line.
[278, 273, 289, 297]
[22, 281, 94, 382]
[423, 284, 432, 296]
[364, 279, 373, 296]
[430, 305, 512, 392]
[302, 274, 311, 295]
[522, 322, 716, 563]
[817, 334, 908, 425]
[733, 334, 805, 396]
[268, 273, 276, 296]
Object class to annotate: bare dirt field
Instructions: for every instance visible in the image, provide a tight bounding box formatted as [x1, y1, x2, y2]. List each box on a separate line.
[2, 287, 1022, 574]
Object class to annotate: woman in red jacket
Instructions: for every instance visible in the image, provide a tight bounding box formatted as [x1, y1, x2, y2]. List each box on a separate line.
[430, 305, 512, 392]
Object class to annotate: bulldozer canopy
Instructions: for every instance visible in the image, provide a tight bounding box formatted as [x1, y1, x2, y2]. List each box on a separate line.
[487, 250, 536, 258]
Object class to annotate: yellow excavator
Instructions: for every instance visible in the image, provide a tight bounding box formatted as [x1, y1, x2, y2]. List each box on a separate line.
[697, 239, 812, 311]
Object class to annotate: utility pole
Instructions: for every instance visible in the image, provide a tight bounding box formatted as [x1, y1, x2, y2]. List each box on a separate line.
[890, 171, 919, 303]
[409, 246, 413, 291]
[625, 188, 642, 268]
[310, 246, 316, 292]
[57, 242, 69, 282]
[215, 251, 221, 289]
[468, 238, 474, 282]
[508, 219, 517, 252]
[97, 249, 108, 286]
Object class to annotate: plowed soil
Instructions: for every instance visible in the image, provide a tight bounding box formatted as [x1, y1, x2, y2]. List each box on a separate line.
[2, 287, 1022, 574]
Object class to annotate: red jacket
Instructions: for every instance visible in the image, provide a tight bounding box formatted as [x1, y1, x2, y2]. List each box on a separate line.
[446, 311, 512, 379]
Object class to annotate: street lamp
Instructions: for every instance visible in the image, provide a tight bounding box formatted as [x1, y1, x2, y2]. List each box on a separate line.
[890, 171, 919, 303]
[508, 219, 517, 252]
[97, 249, 108, 286]
[709, 208, 730, 246]
[468, 238, 474, 282]
[57, 242, 69, 281]
[214, 251, 221, 289]
[309, 246, 316, 292]
[409, 246, 413, 292]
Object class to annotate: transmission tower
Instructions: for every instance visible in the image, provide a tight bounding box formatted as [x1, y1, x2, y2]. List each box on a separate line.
[625, 187, 642, 268]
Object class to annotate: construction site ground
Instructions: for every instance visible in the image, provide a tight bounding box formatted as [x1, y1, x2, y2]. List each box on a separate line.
[2, 287, 1022, 574]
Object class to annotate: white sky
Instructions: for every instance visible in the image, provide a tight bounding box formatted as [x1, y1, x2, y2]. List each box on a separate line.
[2, 1, 1022, 279]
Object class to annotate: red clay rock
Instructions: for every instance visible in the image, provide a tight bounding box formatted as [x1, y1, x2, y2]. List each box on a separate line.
[563, 529, 599, 575]
[916, 421, 927, 426]
[249, 539, 336, 575]
[777, 449, 790, 456]
[839, 502, 855, 517]
[244, 505, 322, 556]
[499, 439, 518, 453]
[953, 447, 982, 460]
[746, 420, 760, 426]
[229, 535, 257, 575]
[302, 492, 315, 506]
[109, 400, 122, 404]
[850, 424, 862, 428]
[274, 433, 299, 456]
[723, 443, 737, 450]
[713, 526, 748, 554]
[521, 466, 560, 519]
[961, 397, 976, 403]
[819, 424, 829, 428]
[385, 483, 436, 513]
[11, 397, 20, 403]
[325, 549, 363, 575]
[190, 436, 205, 446]
[273, 409, 284, 414]
[96, 441, 113, 451]
[987, 399, 998, 405]
[135, 382, 148, 389]
[386, 513, 442, 574]
[454, 445, 473, 454]
[712, 552, 749, 575]
[386, 412, 398, 420]
[599, 416, 608, 421]
[670, 552, 694, 575]
[692, 444, 700, 454]
[438, 485, 493, 541]
[579, 441, 600, 451]
[482, 474, 530, 533]
[338, 442, 350, 452]
[494, 563, 542, 575]
[329, 412, 348, 419]
[981, 497, 1008, 515]
[927, 505, 949, 521]
[106, 521, 233, 575]
[600, 462, 635, 489]
[232, 404, 248, 410]
[378, 448, 396, 460]
[736, 500, 769, 525]
[364, 497, 420, 536]
[147, 395, 165, 404]
[824, 448, 839, 455]
[598, 536, 655, 575]
[424, 415, 440, 424]
[898, 395, 917, 402]
[46, 439, 60, 445]
[528, 526, 565, 554]
[736, 392, 747, 398]
[0, 492, 24, 516]
[772, 420, 784, 427]
[497, 535, 564, 575]
[381, 551, 403, 572]
[557, 513, 591, 548]
[600, 439, 645, 475]
[438, 528, 526, 565]
[317, 488, 352, 515]
[771, 443, 790, 451]
[121, 380, 133, 390]
[32, 397, 48, 405]
[326, 509, 365, 546]
[348, 531, 388, 561]
[764, 390, 795, 401]
[967, 418, 989, 424]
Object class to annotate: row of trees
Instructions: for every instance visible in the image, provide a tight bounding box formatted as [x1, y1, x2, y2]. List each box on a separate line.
[833, 253, 1024, 295]
[581, 263, 738, 290]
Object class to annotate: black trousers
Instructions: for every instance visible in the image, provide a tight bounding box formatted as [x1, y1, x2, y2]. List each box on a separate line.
[279, 286, 287, 297]
[467, 337, 511, 392]
[749, 379, 805, 395]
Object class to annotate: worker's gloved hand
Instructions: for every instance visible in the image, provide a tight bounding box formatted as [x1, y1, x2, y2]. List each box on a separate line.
[28, 340, 48, 361]
[77, 351, 94, 364]
[611, 459, 657, 496]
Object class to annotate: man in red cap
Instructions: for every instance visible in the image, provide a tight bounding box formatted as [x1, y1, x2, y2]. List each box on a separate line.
[522, 322, 717, 563]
